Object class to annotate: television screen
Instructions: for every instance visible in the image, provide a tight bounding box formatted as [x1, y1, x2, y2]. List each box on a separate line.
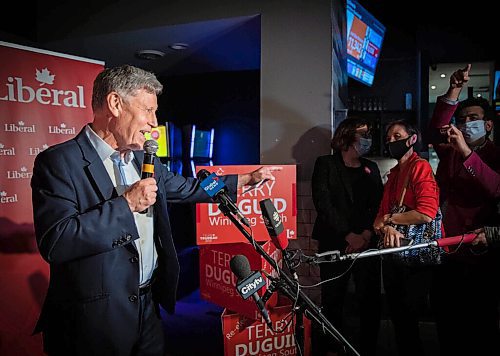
[190, 125, 214, 159]
[346, 0, 386, 86]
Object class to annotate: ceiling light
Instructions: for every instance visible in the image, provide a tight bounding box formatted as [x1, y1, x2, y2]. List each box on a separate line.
[135, 49, 165, 60]
[168, 43, 189, 51]
[431, 85, 436, 90]
[477, 94, 482, 98]
[440, 74, 446, 78]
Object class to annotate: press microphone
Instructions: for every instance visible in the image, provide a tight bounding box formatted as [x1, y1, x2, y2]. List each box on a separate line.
[140, 139, 158, 214]
[197, 169, 250, 227]
[230, 254, 273, 329]
[260, 198, 288, 250]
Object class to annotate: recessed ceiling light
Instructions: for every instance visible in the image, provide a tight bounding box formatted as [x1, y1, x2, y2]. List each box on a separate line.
[135, 49, 166, 60]
[431, 85, 436, 90]
[440, 74, 446, 78]
[168, 43, 189, 51]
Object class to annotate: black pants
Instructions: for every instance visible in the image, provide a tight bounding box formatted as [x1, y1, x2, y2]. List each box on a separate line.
[44, 289, 165, 356]
[131, 290, 166, 356]
[319, 255, 381, 355]
[382, 258, 433, 356]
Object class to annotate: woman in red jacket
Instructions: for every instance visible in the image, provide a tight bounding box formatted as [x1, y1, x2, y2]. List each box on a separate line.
[373, 120, 440, 356]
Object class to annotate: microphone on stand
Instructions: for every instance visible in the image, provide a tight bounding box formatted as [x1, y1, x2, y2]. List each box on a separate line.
[260, 198, 299, 281]
[260, 198, 288, 250]
[230, 254, 273, 329]
[139, 139, 158, 214]
[197, 169, 250, 227]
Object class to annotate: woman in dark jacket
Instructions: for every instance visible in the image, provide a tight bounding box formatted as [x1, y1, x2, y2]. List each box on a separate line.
[312, 118, 383, 356]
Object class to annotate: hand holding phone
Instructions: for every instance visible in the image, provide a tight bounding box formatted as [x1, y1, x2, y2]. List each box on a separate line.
[399, 237, 413, 247]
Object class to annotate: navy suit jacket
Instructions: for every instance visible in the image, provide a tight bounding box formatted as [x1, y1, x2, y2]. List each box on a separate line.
[31, 128, 237, 354]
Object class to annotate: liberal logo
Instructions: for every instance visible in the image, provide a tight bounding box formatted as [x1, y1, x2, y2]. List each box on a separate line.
[0, 190, 18, 204]
[4, 120, 36, 133]
[7, 166, 33, 179]
[48, 122, 76, 135]
[29, 143, 49, 156]
[0, 142, 15, 156]
[0, 68, 86, 108]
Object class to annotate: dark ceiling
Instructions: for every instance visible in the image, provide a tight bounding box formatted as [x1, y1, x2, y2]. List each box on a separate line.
[1, 1, 497, 76]
[365, 0, 498, 64]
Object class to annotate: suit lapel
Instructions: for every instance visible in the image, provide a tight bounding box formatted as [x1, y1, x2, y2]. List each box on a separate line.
[75, 130, 117, 201]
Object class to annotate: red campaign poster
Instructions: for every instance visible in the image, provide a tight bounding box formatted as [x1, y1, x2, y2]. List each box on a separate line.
[0, 41, 104, 355]
[222, 298, 311, 356]
[199, 241, 282, 320]
[196, 165, 297, 245]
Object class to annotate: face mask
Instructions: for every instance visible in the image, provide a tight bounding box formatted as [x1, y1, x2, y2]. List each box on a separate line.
[386, 137, 412, 160]
[460, 120, 486, 143]
[354, 137, 372, 156]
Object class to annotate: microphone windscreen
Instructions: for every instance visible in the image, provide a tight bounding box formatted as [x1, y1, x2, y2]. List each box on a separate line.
[143, 139, 159, 155]
[196, 169, 211, 180]
[230, 254, 252, 281]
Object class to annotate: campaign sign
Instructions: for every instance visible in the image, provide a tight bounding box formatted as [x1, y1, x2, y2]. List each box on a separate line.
[0, 41, 104, 356]
[199, 241, 282, 320]
[196, 165, 296, 245]
[222, 298, 311, 356]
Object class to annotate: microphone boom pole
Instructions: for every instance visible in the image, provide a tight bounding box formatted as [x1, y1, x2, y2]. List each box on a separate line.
[314, 233, 477, 264]
[222, 208, 361, 356]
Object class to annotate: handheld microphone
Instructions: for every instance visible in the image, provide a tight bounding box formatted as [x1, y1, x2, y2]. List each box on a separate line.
[230, 255, 273, 329]
[260, 198, 288, 250]
[197, 169, 250, 227]
[140, 139, 158, 214]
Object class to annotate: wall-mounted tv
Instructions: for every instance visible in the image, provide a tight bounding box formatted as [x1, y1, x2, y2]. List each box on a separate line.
[346, 0, 386, 86]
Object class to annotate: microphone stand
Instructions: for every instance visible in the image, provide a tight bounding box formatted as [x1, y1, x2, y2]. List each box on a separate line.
[221, 207, 360, 356]
[311, 233, 477, 264]
[312, 241, 440, 264]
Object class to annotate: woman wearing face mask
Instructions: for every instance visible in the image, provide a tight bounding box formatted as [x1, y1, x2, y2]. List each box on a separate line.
[312, 118, 383, 356]
[428, 65, 500, 356]
[373, 120, 440, 356]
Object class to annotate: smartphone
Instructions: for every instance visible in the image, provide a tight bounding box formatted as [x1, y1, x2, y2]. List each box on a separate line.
[399, 237, 413, 247]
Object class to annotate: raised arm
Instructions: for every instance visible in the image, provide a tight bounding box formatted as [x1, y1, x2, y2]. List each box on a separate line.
[429, 64, 471, 154]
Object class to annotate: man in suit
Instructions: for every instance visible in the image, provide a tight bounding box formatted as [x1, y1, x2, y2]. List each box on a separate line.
[31, 64, 279, 356]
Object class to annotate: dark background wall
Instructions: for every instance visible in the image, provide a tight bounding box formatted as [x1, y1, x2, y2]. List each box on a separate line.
[160, 70, 261, 167]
